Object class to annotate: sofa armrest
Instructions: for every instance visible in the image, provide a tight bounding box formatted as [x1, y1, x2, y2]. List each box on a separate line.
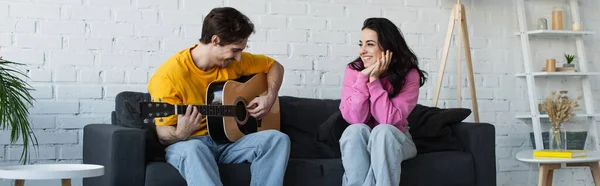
[83, 124, 146, 186]
[451, 122, 496, 186]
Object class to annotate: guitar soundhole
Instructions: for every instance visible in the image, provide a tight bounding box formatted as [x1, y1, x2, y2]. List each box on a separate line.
[235, 101, 247, 122]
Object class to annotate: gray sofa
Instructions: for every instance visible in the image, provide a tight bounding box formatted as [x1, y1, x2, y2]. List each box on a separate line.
[82, 91, 496, 186]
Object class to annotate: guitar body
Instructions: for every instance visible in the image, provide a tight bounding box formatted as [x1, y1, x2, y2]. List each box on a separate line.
[205, 73, 281, 143]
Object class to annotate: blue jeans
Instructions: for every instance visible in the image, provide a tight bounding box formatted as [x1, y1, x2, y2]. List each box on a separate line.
[165, 130, 291, 186]
[340, 124, 417, 186]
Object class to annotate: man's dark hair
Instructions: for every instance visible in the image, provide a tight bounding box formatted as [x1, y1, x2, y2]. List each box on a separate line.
[199, 7, 255, 45]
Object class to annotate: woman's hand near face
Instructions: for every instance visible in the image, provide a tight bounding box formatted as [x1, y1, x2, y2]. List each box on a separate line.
[368, 50, 392, 82]
[360, 61, 379, 76]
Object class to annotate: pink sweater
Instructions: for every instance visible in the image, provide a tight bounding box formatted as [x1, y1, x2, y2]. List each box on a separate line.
[339, 66, 420, 133]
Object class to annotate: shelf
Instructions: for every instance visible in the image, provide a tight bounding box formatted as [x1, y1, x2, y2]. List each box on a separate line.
[515, 72, 600, 77]
[514, 30, 595, 36]
[517, 113, 600, 119]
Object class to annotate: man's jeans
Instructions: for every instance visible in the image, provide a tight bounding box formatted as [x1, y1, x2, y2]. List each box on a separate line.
[165, 130, 291, 186]
[340, 124, 418, 186]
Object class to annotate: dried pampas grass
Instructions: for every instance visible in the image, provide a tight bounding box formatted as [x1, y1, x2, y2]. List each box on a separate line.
[540, 90, 582, 128]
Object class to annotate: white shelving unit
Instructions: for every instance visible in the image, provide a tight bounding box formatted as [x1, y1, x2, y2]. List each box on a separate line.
[515, 0, 599, 150]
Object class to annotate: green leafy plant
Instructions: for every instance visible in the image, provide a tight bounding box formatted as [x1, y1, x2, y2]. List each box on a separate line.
[564, 53, 576, 64]
[0, 56, 37, 164]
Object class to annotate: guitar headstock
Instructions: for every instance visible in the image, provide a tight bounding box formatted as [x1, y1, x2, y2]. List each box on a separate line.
[140, 97, 176, 122]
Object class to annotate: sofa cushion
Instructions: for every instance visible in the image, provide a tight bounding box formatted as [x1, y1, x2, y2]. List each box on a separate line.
[279, 96, 341, 159]
[316, 110, 349, 158]
[283, 159, 344, 186]
[144, 159, 345, 186]
[147, 154, 476, 186]
[145, 162, 186, 186]
[401, 151, 475, 186]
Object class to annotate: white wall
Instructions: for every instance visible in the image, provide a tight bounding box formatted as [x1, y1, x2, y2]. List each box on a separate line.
[0, 0, 599, 185]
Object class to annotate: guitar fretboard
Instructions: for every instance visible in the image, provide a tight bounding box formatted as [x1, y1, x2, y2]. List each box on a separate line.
[175, 105, 239, 117]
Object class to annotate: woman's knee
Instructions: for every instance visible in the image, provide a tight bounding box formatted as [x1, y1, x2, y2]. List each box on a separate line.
[340, 124, 371, 142]
[371, 124, 405, 142]
[344, 124, 371, 134]
[372, 124, 400, 135]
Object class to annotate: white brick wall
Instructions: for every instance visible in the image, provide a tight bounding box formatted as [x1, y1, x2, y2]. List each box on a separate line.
[0, 0, 599, 185]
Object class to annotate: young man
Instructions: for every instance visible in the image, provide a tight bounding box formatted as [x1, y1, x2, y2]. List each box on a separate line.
[147, 7, 290, 186]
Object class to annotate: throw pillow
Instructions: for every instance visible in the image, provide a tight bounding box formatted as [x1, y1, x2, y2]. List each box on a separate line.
[407, 104, 471, 154]
[114, 91, 152, 129]
[407, 104, 471, 138]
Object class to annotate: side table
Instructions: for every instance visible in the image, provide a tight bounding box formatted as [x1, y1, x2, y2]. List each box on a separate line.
[516, 150, 600, 186]
[0, 164, 104, 186]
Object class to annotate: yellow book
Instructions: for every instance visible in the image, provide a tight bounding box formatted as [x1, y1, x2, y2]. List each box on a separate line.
[533, 150, 588, 158]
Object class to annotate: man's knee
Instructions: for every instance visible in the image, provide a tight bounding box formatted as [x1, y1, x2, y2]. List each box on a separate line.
[167, 139, 212, 156]
[261, 130, 290, 145]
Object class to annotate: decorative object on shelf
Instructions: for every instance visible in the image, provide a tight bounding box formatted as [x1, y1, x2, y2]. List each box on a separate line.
[564, 53, 576, 68]
[572, 22, 582, 31]
[0, 56, 37, 164]
[545, 58, 556, 72]
[538, 18, 548, 30]
[540, 90, 582, 150]
[529, 131, 587, 150]
[538, 103, 547, 114]
[552, 6, 564, 30]
[550, 124, 567, 150]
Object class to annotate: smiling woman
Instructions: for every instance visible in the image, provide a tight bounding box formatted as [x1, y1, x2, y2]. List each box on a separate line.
[338, 17, 428, 186]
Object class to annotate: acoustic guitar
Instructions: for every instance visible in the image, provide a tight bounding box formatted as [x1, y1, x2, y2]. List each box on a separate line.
[139, 73, 280, 143]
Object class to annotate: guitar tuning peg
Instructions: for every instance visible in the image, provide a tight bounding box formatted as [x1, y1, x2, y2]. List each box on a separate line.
[143, 118, 150, 124]
[159, 118, 164, 122]
[158, 98, 162, 102]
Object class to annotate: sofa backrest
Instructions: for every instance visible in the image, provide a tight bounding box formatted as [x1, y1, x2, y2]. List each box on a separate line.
[278, 96, 342, 159]
[279, 96, 341, 135]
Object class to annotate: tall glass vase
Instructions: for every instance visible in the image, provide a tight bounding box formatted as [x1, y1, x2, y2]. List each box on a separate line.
[549, 125, 566, 150]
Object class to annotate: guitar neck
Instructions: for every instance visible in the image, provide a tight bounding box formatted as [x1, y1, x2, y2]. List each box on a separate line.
[175, 104, 239, 117]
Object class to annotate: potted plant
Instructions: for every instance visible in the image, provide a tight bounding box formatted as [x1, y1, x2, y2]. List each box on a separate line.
[563, 53, 576, 68]
[0, 56, 37, 164]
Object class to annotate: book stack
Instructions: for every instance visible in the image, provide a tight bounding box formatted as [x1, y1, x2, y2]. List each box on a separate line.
[533, 150, 587, 158]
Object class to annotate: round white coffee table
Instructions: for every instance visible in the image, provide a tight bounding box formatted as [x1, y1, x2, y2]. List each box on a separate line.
[0, 164, 104, 186]
[516, 149, 600, 186]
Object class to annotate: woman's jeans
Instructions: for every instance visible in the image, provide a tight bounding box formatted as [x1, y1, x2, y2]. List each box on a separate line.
[340, 124, 418, 186]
